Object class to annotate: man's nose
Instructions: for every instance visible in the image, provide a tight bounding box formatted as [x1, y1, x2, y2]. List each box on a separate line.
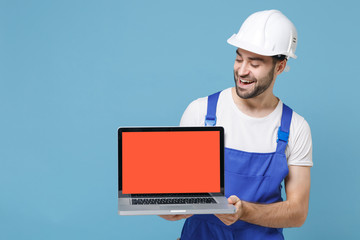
[237, 62, 250, 77]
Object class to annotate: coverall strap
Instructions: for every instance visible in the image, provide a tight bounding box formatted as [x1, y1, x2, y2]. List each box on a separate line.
[276, 103, 293, 154]
[205, 91, 221, 126]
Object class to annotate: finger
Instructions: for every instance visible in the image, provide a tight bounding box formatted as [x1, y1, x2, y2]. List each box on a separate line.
[172, 214, 193, 220]
[214, 214, 226, 219]
[215, 214, 231, 224]
[158, 215, 175, 221]
[159, 214, 189, 221]
[228, 195, 240, 204]
[234, 199, 242, 208]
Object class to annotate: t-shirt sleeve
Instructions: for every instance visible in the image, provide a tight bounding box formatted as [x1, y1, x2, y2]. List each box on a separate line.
[286, 117, 313, 166]
[179, 98, 206, 126]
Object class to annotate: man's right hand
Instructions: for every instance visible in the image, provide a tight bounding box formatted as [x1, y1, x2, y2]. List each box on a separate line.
[158, 214, 193, 221]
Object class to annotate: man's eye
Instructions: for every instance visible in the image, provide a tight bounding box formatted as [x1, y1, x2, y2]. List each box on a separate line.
[251, 64, 259, 68]
[236, 59, 243, 62]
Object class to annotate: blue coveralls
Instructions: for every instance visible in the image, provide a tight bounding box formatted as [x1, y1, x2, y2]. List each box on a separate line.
[180, 91, 293, 240]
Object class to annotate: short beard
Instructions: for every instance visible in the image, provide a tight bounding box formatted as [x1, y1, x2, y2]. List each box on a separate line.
[233, 66, 275, 99]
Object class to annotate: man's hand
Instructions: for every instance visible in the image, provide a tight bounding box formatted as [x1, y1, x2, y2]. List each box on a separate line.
[215, 195, 243, 225]
[215, 166, 311, 228]
[158, 214, 193, 221]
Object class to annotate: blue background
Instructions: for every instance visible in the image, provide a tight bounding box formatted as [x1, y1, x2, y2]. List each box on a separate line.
[1, 0, 359, 239]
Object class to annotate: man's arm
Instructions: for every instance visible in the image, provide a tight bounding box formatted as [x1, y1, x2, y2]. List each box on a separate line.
[216, 165, 311, 228]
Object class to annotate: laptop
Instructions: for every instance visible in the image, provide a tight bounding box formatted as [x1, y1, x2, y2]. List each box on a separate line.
[118, 126, 236, 215]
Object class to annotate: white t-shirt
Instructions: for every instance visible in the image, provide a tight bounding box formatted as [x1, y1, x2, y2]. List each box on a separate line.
[180, 88, 313, 166]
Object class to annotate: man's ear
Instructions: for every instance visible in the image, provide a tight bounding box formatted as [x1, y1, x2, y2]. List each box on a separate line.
[276, 60, 287, 75]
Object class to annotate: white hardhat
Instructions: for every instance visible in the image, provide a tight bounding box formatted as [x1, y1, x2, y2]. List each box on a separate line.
[227, 10, 297, 59]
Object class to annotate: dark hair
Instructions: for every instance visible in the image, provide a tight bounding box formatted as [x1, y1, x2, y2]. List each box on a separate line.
[272, 55, 287, 64]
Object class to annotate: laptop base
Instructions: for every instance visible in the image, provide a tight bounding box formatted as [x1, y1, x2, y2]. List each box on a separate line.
[118, 191, 236, 216]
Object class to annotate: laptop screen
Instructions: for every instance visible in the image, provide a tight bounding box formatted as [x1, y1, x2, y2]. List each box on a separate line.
[119, 127, 223, 194]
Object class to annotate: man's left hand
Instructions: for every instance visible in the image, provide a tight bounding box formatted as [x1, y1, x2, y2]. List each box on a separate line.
[215, 195, 243, 226]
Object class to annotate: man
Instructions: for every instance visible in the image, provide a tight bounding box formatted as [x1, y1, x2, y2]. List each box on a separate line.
[161, 9, 312, 239]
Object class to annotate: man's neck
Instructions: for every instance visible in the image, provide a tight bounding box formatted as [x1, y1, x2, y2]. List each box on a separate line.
[231, 87, 279, 118]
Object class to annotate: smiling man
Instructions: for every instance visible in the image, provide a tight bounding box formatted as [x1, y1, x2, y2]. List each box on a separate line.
[160, 10, 313, 239]
[234, 48, 282, 100]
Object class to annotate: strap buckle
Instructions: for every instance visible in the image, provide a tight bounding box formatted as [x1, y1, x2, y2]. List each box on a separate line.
[277, 127, 289, 143]
[205, 117, 216, 126]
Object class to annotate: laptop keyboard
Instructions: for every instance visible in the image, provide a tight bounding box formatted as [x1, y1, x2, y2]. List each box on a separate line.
[131, 193, 217, 205]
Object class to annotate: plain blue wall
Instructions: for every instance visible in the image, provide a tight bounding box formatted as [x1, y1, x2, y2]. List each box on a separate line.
[1, 0, 359, 239]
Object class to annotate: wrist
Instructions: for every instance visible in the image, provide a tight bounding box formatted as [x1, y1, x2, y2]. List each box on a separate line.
[238, 199, 245, 221]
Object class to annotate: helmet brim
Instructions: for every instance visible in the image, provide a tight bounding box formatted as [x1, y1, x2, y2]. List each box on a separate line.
[227, 34, 297, 59]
